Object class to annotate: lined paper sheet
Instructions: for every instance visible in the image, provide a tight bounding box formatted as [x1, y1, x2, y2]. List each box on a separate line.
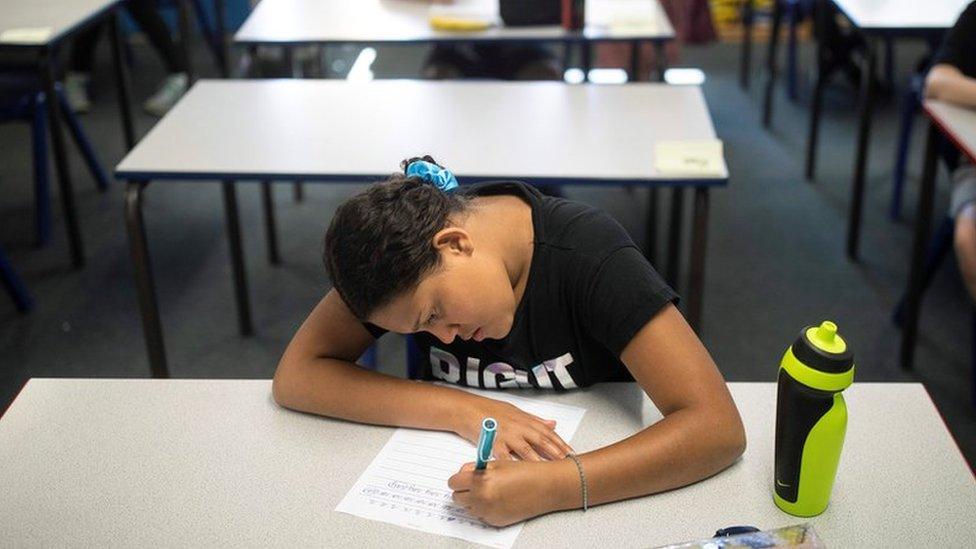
[336, 389, 586, 548]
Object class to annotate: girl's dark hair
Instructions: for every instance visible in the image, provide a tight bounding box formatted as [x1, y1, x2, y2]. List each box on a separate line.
[324, 156, 469, 320]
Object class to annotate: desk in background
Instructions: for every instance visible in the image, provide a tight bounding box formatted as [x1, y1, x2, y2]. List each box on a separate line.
[235, 0, 676, 81]
[115, 79, 727, 378]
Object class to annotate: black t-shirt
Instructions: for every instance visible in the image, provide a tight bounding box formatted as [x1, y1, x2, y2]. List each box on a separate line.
[933, 1, 976, 78]
[363, 181, 678, 391]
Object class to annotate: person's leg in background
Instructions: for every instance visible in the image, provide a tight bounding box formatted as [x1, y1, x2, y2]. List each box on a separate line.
[421, 45, 479, 80]
[127, 0, 189, 116]
[64, 0, 190, 116]
[64, 23, 105, 113]
[952, 163, 976, 302]
[497, 46, 561, 81]
[470, 44, 561, 81]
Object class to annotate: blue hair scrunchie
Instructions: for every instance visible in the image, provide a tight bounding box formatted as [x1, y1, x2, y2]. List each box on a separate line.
[405, 160, 459, 193]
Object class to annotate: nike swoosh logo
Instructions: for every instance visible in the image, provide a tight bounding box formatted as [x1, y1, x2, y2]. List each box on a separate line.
[776, 479, 791, 488]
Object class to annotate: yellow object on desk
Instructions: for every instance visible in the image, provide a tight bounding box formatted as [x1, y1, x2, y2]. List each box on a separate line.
[428, 14, 493, 31]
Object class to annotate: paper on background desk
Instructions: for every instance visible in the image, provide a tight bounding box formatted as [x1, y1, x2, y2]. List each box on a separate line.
[336, 389, 586, 548]
[654, 139, 725, 177]
[0, 27, 53, 44]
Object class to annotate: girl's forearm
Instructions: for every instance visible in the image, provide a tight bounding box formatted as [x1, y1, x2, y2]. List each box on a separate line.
[272, 357, 480, 435]
[550, 405, 746, 510]
[925, 66, 976, 108]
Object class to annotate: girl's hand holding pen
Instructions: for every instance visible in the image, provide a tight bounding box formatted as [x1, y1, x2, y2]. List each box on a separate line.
[456, 399, 573, 461]
[449, 459, 579, 527]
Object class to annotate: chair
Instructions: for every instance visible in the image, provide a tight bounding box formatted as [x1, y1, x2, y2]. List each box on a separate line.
[893, 217, 976, 408]
[0, 245, 32, 312]
[406, 335, 424, 380]
[889, 34, 949, 220]
[0, 69, 109, 247]
[889, 72, 926, 220]
[156, 0, 229, 76]
[893, 139, 973, 407]
[805, 0, 868, 179]
[762, 1, 823, 127]
[359, 336, 424, 380]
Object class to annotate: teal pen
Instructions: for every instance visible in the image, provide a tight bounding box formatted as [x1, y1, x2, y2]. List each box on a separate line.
[475, 418, 497, 470]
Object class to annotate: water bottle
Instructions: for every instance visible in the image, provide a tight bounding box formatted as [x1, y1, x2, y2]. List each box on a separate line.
[774, 321, 855, 517]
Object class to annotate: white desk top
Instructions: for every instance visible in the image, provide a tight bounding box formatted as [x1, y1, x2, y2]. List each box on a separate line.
[115, 79, 727, 185]
[0, 0, 120, 47]
[235, 0, 674, 45]
[831, 0, 969, 32]
[925, 99, 976, 165]
[0, 380, 973, 547]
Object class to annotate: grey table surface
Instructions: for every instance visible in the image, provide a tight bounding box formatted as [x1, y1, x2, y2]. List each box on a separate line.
[0, 0, 120, 47]
[831, 0, 969, 32]
[234, 0, 674, 45]
[1, 379, 973, 547]
[114, 79, 727, 185]
[925, 99, 976, 165]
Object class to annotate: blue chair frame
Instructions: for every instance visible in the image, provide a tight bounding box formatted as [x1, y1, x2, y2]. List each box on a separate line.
[359, 336, 424, 380]
[889, 73, 924, 220]
[0, 245, 32, 312]
[0, 70, 109, 247]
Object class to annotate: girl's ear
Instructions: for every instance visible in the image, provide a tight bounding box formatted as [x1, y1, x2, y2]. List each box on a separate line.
[432, 227, 474, 256]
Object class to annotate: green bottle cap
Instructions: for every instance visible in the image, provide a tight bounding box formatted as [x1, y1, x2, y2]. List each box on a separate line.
[806, 321, 847, 355]
[781, 320, 855, 392]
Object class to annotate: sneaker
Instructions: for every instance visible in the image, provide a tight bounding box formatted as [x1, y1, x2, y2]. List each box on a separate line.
[142, 72, 189, 117]
[63, 72, 91, 113]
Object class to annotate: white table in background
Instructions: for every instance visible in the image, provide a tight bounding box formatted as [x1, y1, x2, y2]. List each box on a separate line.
[114, 79, 726, 378]
[235, 0, 675, 82]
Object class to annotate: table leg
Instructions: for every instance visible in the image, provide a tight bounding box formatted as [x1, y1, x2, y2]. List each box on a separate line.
[629, 39, 640, 82]
[40, 49, 84, 268]
[110, 10, 135, 151]
[666, 187, 685, 288]
[846, 37, 877, 260]
[177, 0, 196, 82]
[740, 0, 754, 89]
[124, 180, 169, 378]
[645, 40, 665, 260]
[805, 0, 828, 180]
[214, 0, 230, 78]
[654, 41, 666, 82]
[646, 187, 658, 266]
[283, 46, 306, 201]
[687, 187, 710, 333]
[581, 41, 592, 82]
[786, 0, 800, 102]
[222, 180, 253, 336]
[261, 181, 281, 265]
[561, 40, 571, 77]
[762, 0, 783, 128]
[899, 123, 939, 370]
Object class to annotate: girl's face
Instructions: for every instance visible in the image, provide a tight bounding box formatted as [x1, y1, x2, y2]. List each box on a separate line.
[367, 228, 519, 344]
